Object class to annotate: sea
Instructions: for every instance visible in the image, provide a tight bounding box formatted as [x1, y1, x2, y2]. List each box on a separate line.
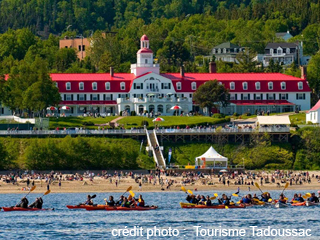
[0, 190, 319, 239]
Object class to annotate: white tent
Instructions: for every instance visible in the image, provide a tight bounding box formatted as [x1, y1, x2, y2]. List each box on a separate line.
[195, 146, 228, 169]
[256, 116, 291, 125]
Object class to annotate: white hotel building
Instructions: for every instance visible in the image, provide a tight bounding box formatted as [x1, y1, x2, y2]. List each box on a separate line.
[0, 35, 311, 116]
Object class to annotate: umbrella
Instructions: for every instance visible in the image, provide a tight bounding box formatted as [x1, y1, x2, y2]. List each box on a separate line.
[147, 93, 156, 96]
[59, 106, 70, 110]
[170, 105, 182, 110]
[219, 169, 228, 173]
[46, 106, 57, 111]
[166, 93, 174, 95]
[152, 117, 164, 122]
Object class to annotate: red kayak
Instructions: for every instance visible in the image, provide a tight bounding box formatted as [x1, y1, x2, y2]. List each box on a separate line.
[291, 202, 306, 206]
[85, 205, 114, 211]
[66, 205, 87, 209]
[111, 206, 158, 211]
[180, 202, 245, 209]
[2, 207, 53, 212]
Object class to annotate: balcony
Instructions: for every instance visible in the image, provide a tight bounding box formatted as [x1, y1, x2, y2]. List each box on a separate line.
[131, 63, 160, 68]
[117, 97, 192, 104]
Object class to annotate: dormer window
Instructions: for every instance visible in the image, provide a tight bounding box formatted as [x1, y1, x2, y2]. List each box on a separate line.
[277, 47, 282, 55]
[286, 48, 290, 54]
[191, 82, 196, 90]
[213, 49, 216, 54]
[242, 82, 248, 90]
[120, 82, 125, 90]
[92, 82, 97, 90]
[255, 82, 260, 90]
[234, 48, 237, 53]
[270, 48, 273, 55]
[230, 82, 235, 90]
[218, 49, 221, 54]
[79, 82, 84, 90]
[177, 82, 181, 90]
[66, 82, 71, 90]
[223, 48, 226, 53]
[268, 82, 273, 90]
[281, 82, 286, 90]
[298, 81, 303, 90]
[105, 82, 110, 90]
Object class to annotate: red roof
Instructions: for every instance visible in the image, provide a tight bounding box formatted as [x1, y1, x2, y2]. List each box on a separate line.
[61, 101, 117, 105]
[141, 34, 149, 41]
[308, 100, 320, 112]
[137, 48, 153, 54]
[230, 100, 295, 106]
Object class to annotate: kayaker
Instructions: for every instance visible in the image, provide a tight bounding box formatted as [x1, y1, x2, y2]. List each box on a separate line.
[116, 196, 124, 206]
[252, 194, 259, 200]
[84, 195, 94, 205]
[295, 194, 304, 202]
[189, 195, 198, 204]
[241, 195, 253, 204]
[219, 194, 230, 206]
[29, 197, 43, 209]
[105, 196, 115, 206]
[278, 194, 287, 204]
[121, 197, 131, 208]
[290, 193, 298, 203]
[16, 197, 29, 208]
[260, 193, 269, 202]
[205, 196, 212, 206]
[307, 193, 319, 203]
[137, 195, 145, 207]
[198, 195, 206, 205]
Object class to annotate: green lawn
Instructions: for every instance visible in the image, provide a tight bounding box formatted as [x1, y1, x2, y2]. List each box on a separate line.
[289, 112, 306, 125]
[48, 116, 117, 129]
[117, 116, 230, 128]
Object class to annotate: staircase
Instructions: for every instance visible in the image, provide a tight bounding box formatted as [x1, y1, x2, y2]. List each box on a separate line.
[146, 129, 166, 168]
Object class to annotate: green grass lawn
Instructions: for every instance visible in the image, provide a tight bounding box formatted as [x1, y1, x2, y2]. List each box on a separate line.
[48, 116, 117, 129]
[117, 116, 229, 128]
[289, 112, 306, 125]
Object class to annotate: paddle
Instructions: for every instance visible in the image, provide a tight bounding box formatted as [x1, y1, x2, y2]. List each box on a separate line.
[181, 186, 188, 194]
[15, 186, 36, 207]
[280, 182, 289, 195]
[209, 196, 216, 200]
[118, 186, 132, 199]
[91, 194, 97, 199]
[187, 190, 193, 195]
[41, 190, 51, 198]
[254, 182, 264, 195]
[129, 190, 135, 198]
[225, 206, 229, 209]
[232, 193, 239, 197]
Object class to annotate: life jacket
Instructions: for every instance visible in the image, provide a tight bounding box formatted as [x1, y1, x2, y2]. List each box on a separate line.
[107, 200, 115, 206]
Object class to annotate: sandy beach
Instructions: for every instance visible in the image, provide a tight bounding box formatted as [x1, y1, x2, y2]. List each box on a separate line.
[1, 171, 320, 194]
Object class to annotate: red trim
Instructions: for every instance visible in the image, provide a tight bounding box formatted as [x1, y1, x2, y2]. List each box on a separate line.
[137, 48, 153, 54]
[308, 99, 320, 112]
[230, 100, 295, 106]
[141, 34, 149, 41]
[61, 101, 117, 105]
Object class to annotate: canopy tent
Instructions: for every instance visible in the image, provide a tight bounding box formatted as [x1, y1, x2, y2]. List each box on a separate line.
[256, 116, 291, 125]
[195, 146, 228, 169]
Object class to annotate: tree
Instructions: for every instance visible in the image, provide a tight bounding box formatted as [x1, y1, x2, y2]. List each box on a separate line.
[266, 58, 282, 73]
[193, 80, 229, 115]
[234, 49, 258, 73]
[308, 52, 320, 97]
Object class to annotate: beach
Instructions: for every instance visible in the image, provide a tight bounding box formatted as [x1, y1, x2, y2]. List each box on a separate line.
[1, 171, 320, 194]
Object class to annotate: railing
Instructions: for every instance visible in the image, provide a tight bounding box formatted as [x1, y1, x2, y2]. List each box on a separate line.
[155, 127, 290, 134]
[167, 164, 245, 169]
[131, 63, 159, 68]
[0, 129, 146, 135]
[153, 129, 166, 168]
[145, 129, 159, 167]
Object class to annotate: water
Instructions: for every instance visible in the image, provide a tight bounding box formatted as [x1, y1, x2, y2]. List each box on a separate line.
[0, 190, 319, 239]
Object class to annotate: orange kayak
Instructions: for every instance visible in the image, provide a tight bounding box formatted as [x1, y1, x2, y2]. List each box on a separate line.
[180, 202, 245, 209]
[291, 202, 306, 206]
[113, 206, 158, 211]
[66, 205, 88, 209]
[85, 205, 109, 211]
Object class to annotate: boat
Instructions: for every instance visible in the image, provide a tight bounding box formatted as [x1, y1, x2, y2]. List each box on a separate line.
[66, 205, 87, 209]
[112, 206, 158, 211]
[274, 202, 288, 208]
[85, 205, 112, 211]
[2, 207, 54, 212]
[180, 202, 245, 209]
[305, 201, 320, 207]
[291, 202, 306, 207]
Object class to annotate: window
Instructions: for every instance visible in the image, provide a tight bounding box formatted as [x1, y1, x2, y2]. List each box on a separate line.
[255, 94, 262, 100]
[298, 82, 303, 90]
[145, 59, 148, 64]
[234, 48, 237, 53]
[277, 47, 282, 55]
[176, 82, 181, 90]
[286, 48, 290, 54]
[78, 94, 85, 101]
[92, 82, 97, 90]
[191, 82, 196, 90]
[82, 45, 85, 51]
[255, 82, 260, 90]
[281, 82, 286, 90]
[92, 94, 98, 101]
[218, 48, 221, 54]
[104, 94, 113, 100]
[66, 82, 71, 90]
[120, 82, 125, 90]
[242, 82, 248, 90]
[296, 93, 305, 100]
[267, 94, 275, 100]
[78, 45, 81, 51]
[162, 83, 171, 89]
[65, 94, 72, 101]
[279, 94, 288, 100]
[79, 82, 84, 90]
[270, 48, 273, 55]
[105, 82, 110, 90]
[230, 82, 235, 90]
[223, 48, 226, 53]
[230, 94, 236, 100]
[134, 83, 143, 89]
[213, 49, 216, 54]
[268, 82, 273, 90]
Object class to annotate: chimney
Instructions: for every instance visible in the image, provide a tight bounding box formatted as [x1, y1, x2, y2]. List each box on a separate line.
[180, 66, 184, 77]
[110, 67, 114, 77]
[209, 62, 217, 73]
[300, 66, 307, 79]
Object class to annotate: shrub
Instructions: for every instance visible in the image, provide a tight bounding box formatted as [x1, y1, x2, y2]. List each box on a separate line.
[212, 113, 224, 118]
[233, 112, 239, 116]
[307, 121, 313, 125]
[83, 121, 94, 126]
[141, 120, 149, 127]
[130, 111, 136, 116]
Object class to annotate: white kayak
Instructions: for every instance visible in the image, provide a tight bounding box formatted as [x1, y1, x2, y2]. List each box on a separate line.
[306, 201, 320, 207]
[275, 202, 288, 208]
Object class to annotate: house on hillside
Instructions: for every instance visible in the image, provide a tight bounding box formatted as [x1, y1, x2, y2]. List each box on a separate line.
[306, 100, 320, 124]
[261, 42, 310, 67]
[211, 42, 244, 63]
[275, 31, 293, 41]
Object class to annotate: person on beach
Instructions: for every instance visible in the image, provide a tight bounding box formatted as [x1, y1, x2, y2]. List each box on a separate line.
[29, 197, 43, 209]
